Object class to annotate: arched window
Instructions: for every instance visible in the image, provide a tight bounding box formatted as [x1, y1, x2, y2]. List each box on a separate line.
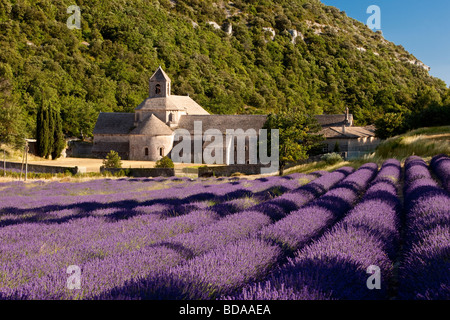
[144, 147, 149, 156]
[155, 84, 161, 94]
[168, 113, 174, 122]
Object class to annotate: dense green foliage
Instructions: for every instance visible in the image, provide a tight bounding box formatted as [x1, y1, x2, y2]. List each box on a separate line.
[102, 150, 122, 168]
[321, 152, 343, 165]
[375, 104, 450, 139]
[374, 112, 405, 140]
[36, 101, 65, 158]
[262, 110, 323, 174]
[1, 0, 449, 144]
[155, 155, 175, 168]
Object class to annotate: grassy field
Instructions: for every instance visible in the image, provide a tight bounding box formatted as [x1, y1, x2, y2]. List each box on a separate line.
[286, 126, 450, 174]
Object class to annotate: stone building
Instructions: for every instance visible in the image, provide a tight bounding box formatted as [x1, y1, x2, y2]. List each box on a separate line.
[92, 67, 267, 163]
[316, 108, 380, 159]
[93, 67, 379, 163]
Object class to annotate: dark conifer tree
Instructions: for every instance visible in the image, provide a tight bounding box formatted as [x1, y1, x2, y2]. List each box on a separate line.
[36, 105, 49, 158]
[51, 108, 65, 160]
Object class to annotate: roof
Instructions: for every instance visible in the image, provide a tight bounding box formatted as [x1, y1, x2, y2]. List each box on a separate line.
[135, 95, 210, 115]
[315, 114, 353, 127]
[93, 113, 135, 135]
[130, 114, 173, 136]
[177, 114, 268, 134]
[320, 126, 376, 139]
[150, 66, 171, 82]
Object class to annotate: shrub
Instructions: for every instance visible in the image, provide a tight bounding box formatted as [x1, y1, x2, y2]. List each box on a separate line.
[333, 142, 340, 153]
[321, 153, 343, 165]
[103, 150, 122, 168]
[155, 156, 174, 168]
[231, 172, 244, 177]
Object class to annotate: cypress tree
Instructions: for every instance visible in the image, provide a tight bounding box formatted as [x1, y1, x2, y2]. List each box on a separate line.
[46, 107, 55, 159]
[36, 105, 49, 158]
[51, 108, 65, 160]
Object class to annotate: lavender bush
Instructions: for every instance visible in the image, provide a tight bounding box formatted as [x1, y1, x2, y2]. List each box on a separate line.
[260, 163, 377, 252]
[398, 156, 450, 300]
[430, 154, 450, 192]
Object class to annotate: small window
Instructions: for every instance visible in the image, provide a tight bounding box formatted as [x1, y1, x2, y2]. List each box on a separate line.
[169, 113, 174, 122]
[155, 84, 161, 94]
[144, 147, 149, 156]
[159, 147, 164, 157]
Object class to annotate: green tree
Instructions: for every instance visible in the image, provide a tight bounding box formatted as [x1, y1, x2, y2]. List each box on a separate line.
[262, 111, 324, 175]
[36, 104, 50, 158]
[155, 156, 174, 168]
[374, 113, 406, 140]
[36, 101, 65, 159]
[47, 106, 55, 159]
[0, 76, 25, 148]
[103, 150, 122, 168]
[51, 108, 65, 160]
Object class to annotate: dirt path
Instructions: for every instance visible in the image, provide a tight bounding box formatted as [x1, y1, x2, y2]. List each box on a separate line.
[421, 133, 450, 141]
[26, 157, 216, 173]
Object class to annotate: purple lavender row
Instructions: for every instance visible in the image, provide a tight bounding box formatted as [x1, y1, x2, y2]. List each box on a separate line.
[0, 172, 316, 226]
[260, 163, 378, 253]
[0, 210, 218, 295]
[88, 173, 330, 299]
[430, 154, 450, 193]
[247, 167, 354, 221]
[144, 175, 323, 258]
[97, 238, 282, 300]
[398, 156, 450, 300]
[0, 173, 315, 266]
[156, 171, 347, 258]
[1, 245, 185, 300]
[0, 174, 318, 260]
[70, 173, 318, 299]
[226, 160, 400, 300]
[217, 164, 375, 300]
[0, 171, 310, 200]
[0, 175, 319, 297]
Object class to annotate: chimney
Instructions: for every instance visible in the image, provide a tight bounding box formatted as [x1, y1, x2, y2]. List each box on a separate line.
[345, 107, 349, 125]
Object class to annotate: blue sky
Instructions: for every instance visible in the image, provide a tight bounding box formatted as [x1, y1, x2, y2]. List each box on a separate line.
[321, 0, 450, 87]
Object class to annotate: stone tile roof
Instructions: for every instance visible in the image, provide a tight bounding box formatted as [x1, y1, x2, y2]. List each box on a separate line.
[177, 114, 268, 133]
[135, 96, 210, 115]
[150, 66, 171, 82]
[169, 96, 210, 115]
[130, 114, 173, 136]
[93, 113, 135, 135]
[315, 114, 353, 127]
[320, 126, 376, 139]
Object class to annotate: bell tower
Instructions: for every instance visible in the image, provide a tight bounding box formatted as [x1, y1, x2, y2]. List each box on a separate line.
[149, 66, 171, 98]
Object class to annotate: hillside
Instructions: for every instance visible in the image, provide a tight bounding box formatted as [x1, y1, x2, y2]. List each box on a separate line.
[1, 0, 449, 142]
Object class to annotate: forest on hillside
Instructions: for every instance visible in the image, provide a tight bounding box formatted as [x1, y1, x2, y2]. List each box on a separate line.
[0, 0, 449, 146]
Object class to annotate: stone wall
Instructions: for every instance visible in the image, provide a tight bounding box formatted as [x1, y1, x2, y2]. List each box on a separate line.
[92, 134, 130, 159]
[129, 135, 173, 161]
[100, 167, 175, 177]
[66, 141, 93, 158]
[198, 164, 270, 177]
[2, 161, 85, 174]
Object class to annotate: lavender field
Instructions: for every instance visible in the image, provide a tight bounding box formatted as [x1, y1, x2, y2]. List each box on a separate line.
[0, 155, 449, 300]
